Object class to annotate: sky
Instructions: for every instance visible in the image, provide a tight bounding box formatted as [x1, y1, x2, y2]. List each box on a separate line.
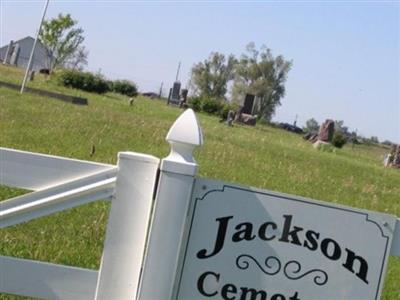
[1, 0, 399, 142]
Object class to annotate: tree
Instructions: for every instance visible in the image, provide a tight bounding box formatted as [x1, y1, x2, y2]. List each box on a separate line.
[304, 118, 319, 133]
[382, 140, 393, 146]
[64, 46, 88, 71]
[39, 13, 86, 72]
[334, 120, 350, 137]
[191, 52, 236, 99]
[232, 43, 292, 121]
[370, 136, 379, 144]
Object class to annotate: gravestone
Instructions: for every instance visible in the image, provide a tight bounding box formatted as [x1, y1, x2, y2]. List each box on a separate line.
[303, 132, 312, 140]
[167, 81, 181, 105]
[243, 94, 255, 115]
[309, 133, 318, 143]
[391, 144, 400, 168]
[240, 113, 257, 126]
[226, 110, 235, 126]
[28, 70, 35, 81]
[3, 40, 14, 64]
[181, 89, 188, 101]
[234, 106, 257, 126]
[180, 89, 188, 108]
[9, 44, 20, 66]
[234, 106, 244, 122]
[318, 119, 335, 142]
[171, 81, 181, 101]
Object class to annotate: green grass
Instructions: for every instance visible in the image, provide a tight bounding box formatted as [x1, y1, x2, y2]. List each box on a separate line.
[0, 65, 399, 299]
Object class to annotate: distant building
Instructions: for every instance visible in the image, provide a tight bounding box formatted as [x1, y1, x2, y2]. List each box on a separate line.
[0, 36, 52, 71]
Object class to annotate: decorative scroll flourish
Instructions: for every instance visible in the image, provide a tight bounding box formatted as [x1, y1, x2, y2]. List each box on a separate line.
[235, 254, 328, 286]
[283, 260, 328, 286]
[236, 254, 281, 275]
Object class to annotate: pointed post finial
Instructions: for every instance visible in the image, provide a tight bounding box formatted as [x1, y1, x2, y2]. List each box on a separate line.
[139, 109, 203, 299]
[162, 109, 203, 175]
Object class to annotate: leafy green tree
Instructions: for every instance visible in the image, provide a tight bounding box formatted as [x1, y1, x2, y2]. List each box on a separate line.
[191, 52, 236, 99]
[304, 118, 319, 133]
[232, 43, 292, 121]
[39, 13, 86, 72]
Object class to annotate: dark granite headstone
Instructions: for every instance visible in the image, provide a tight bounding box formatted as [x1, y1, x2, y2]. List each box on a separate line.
[180, 89, 188, 108]
[243, 94, 255, 115]
[171, 81, 181, 101]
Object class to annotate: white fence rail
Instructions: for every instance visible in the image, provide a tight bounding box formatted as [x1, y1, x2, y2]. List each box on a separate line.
[0, 256, 97, 299]
[0, 175, 115, 228]
[0, 148, 118, 229]
[0, 147, 115, 191]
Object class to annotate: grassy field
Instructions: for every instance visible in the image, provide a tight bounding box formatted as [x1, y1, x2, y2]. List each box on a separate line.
[0, 65, 399, 299]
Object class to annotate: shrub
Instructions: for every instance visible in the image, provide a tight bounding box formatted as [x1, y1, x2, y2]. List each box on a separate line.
[112, 80, 138, 97]
[332, 132, 347, 148]
[219, 103, 239, 120]
[316, 143, 336, 153]
[201, 97, 223, 114]
[188, 96, 236, 119]
[219, 103, 231, 120]
[259, 119, 275, 126]
[106, 80, 114, 92]
[188, 97, 203, 112]
[57, 70, 109, 94]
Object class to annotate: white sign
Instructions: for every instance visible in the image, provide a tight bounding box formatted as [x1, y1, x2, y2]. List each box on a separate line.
[177, 179, 397, 300]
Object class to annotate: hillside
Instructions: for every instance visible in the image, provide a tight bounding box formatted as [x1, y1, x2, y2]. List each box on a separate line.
[0, 64, 399, 299]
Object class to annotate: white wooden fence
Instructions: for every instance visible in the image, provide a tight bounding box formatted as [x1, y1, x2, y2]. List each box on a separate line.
[0, 109, 399, 299]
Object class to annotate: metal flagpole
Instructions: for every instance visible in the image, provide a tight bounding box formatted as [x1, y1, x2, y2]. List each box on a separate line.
[159, 81, 163, 98]
[175, 62, 181, 82]
[20, 0, 50, 94]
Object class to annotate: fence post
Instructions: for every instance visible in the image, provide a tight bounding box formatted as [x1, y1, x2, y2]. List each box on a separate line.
[95, 152, 159, 300]
[138, 109, 203, 300]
